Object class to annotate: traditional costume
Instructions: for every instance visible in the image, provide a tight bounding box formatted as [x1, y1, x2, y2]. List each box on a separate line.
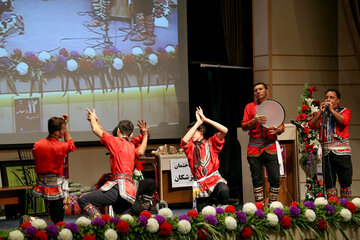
[309, 107, 352, 199]
[242, 101, 284, 204]
[181, 133, 228, 211]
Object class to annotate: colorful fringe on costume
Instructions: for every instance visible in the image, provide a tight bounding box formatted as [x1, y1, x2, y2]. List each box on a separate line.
[340, 187, 352, 200]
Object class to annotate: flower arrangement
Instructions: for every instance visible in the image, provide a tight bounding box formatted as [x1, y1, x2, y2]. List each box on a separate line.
[0, 45, 178, 97]
[1, 198, 360, 240]
[292, 83, 324, 201]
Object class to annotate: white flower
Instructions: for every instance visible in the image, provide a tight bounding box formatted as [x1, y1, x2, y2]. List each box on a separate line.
[314, 197, 328, 206]
[243, 202, 257, 214]
[112, 57, 123, 70]
[352, 198, 360, 208]
[225, 216, 237, 230]
[16, 62, 28, 75]
[31, 218, 47, 229]
[269, 201, 284, 209]
[148, 53, 158, 65]
[299, 143, 306, 152]
[310, 105, 319, 115]
[310, 139, 320, 147]
[58, 228, 73, 240]
[147, 218, 159, 233]
[39, 51, 51, 62]
[304, 209, 316, 222]
[8, 230, 24, 240]
[76, 216, 91, 227]
[121, 214, 135, 223]
[301, 122, 308, 128]
[134, 169, 142, 176]
[104, 228, 118, 240]
[177, 219, 191, 234]
[340, 208, 352, 222]
[67, 59, 78, 72]
[165, 45, 175, 53]
[267, 213, 279, 226]
[305, 98, 313, 106]
[0, 47, 9, 58]
[158, 207, 173, 218]
[201, 206, 216, 216]
[84, 47, 96, 58]
[132, 46, 143, 55]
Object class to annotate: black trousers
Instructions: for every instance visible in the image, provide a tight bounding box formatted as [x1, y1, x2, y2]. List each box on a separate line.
[78, 184, 132, 215]
[196, 182, 229, 212]
[247, 151, 280, 189]
[324, 152, 352, 189]
[48, 199, 64, 224]
[130, 179, 157, 216]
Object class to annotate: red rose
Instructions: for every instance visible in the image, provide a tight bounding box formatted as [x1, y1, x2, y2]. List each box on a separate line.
[255, 202, 264, 210]
[225, 205, 236, 213]
[123, 55, 135, 65]
[28, 55, 40, 67]
[328, 197, 338, 205]
[35, 230, 48, 240]
[303, 128, 310, 134]
[79, 59, 91, 71]
[145, 47, 153, 54]
[159, 222, 172, 236]
[101, 214, 110, 223]
[197, 228, 208, 240]
[59, 48, 69, 57]
[296, 113, 307, 121]
[82, 234, 96, 240]
[56, 221, 67, 227]
[307, 87, 318, 93]
[240, 226, 252, 239]
[301, 105, 309, 111]
[158, 52, 169, 62]
[187, 209, 199, 218]
[140, 210, 152, 219]
[290, 201, 299, 207]
[317, 219, 327, 230]
[316, 193, 324, 197]
[319, 181, 323, 186]
[20, 221, 32, 230]
[280, 216, 291, 228]
[13, 49, 22, 57]
[346, 202, 357, 213]
[306, 142, 315, 152]
[117, 220, 130, 234]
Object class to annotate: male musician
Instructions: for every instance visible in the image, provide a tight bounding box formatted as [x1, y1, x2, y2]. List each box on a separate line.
[78, 109, 148, 218]
[181, 106, 229, 212]
[32, 114, 75, 224]
[241, 82, 285, 205]
[309, 89, 352, 199]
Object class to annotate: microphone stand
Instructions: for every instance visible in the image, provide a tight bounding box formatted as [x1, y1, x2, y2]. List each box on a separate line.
[320, 109, 330, 198]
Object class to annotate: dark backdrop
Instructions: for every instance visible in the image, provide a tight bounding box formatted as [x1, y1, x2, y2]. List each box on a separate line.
[187, 0, 253, 203]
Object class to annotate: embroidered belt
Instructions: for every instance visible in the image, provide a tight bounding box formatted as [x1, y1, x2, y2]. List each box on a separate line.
[324, 139, 351, 155]
[36, 174, 64, 186]
[248, 137, 275, 148]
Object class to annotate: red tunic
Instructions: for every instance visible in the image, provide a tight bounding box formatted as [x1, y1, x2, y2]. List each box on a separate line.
[33, 137, 75, 176]
[241, 101, 283, 157]
[32, 137, 75, 200]
[100, 131, 137, 204]
[180, 133, 227, 198]
[309, 107, 351, 155]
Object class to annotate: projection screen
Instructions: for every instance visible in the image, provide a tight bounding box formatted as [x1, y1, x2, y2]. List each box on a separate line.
[0, 0, 189, 145]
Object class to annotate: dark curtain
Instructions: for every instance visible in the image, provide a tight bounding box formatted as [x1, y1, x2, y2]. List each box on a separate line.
[187, 0, 253, 203]
[342, 0, 360, 64]
[221, 0, 252, 66]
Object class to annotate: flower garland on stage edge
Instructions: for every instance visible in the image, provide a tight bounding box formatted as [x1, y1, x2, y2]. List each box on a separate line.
[1, 198, 360, 240]
[292, 83, 324, 201]
[0, 45, 178, 97]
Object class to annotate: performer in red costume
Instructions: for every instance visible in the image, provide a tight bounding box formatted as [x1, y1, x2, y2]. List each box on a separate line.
[241, 82, 284, 205]
[309, 89, 352, 199]
[181, 106, 229, 212]
[32, 114, 75, 224]
[78, 108, 148, 218]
